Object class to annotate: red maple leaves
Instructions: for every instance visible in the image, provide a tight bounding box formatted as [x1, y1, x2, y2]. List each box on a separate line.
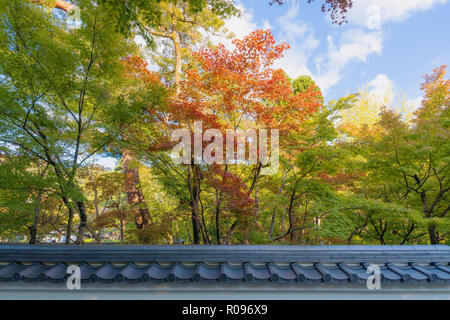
[169, 29, 322, 137]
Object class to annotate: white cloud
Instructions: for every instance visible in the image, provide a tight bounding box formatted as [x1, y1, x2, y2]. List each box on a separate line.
[363, 74, 422, 121]
[225, 5, 258, 39]
[398, 95, 423, 122]
[208, 2, 258, 50]
[208, 2, 319, 80]
[404, 96, 423, 117]
[406, 96, 423, 108]
[273, 4, 319, 79]
[348, 0, 448, 27]
[368, 73, 393, 100]
[315, 29, 383, 91]
[314, 0, 448, 91]
[203, 0, 446, 95]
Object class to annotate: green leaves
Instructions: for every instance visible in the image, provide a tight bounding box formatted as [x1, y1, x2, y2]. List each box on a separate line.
[332, 67, 450, 244]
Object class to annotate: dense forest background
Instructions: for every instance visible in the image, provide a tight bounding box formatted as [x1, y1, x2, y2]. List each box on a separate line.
[0, 0, 448, 245]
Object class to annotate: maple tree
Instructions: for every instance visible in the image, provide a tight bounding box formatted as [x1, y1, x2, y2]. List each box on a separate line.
[263, 92, 357, 243]
[143, 29, 322, 244]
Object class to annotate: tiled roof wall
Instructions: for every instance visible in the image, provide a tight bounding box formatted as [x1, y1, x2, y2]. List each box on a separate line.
[0, 245, 449, 284]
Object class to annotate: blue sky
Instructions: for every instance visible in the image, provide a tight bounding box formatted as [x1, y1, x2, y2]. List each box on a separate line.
[220, 0, 450, 105]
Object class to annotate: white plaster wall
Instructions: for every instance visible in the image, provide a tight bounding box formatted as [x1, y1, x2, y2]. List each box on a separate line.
[0, 282, 449, 300]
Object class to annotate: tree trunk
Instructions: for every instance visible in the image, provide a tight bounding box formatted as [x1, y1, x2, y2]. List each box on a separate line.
[428, 225, 439, 244]
[215, 200, 221, 244]
[347, 234, 353, 245]
[120, 214, 124, 244]
[32, 0, 73, 11]
[61, 196, 74, 244]
[91, 187, 102, 244]
[199, 201, 210, 244]
[171, 28, 182, 94]
[122, 148, 151, 230]
[188, 164, 202, 244]
[191, 207, 202, 244]
[269, 171, 287, 240]
[28, 223, 37, 244]
[28, 193, 42, 244]
[190, 184, 202, 244]
[288, 186, 296, 242]
[65, 209, 74, 244]
[225, 221, 238, 244]
[75, 201, 87, 244]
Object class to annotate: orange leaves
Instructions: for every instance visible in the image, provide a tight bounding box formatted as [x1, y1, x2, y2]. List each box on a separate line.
[147, 29, 324, 230]
[319, 171, 364, 188]
[420, 65, 449, 106]
[167, 29, 321, 137]
[206, 165, 255, 216]
[121, 54, 162, 84]
[421, 65, 448, 92]
[194, 29, 289, 78]
[416, 65, 449, 121]
[91, 209, 126, 230]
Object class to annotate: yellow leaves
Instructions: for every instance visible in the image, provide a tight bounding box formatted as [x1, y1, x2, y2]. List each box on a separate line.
[340, 88, 385, 130]
[338, 81, 415, 139]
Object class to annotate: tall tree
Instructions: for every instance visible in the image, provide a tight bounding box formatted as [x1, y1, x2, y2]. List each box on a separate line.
[118, 55, 168, 233]
[0, 0, 134, 243]
[142, 29, 321, 244]
[143, 0, 237, 93]
[111, 0, 236, 233]
[120, 0, 236, 233]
